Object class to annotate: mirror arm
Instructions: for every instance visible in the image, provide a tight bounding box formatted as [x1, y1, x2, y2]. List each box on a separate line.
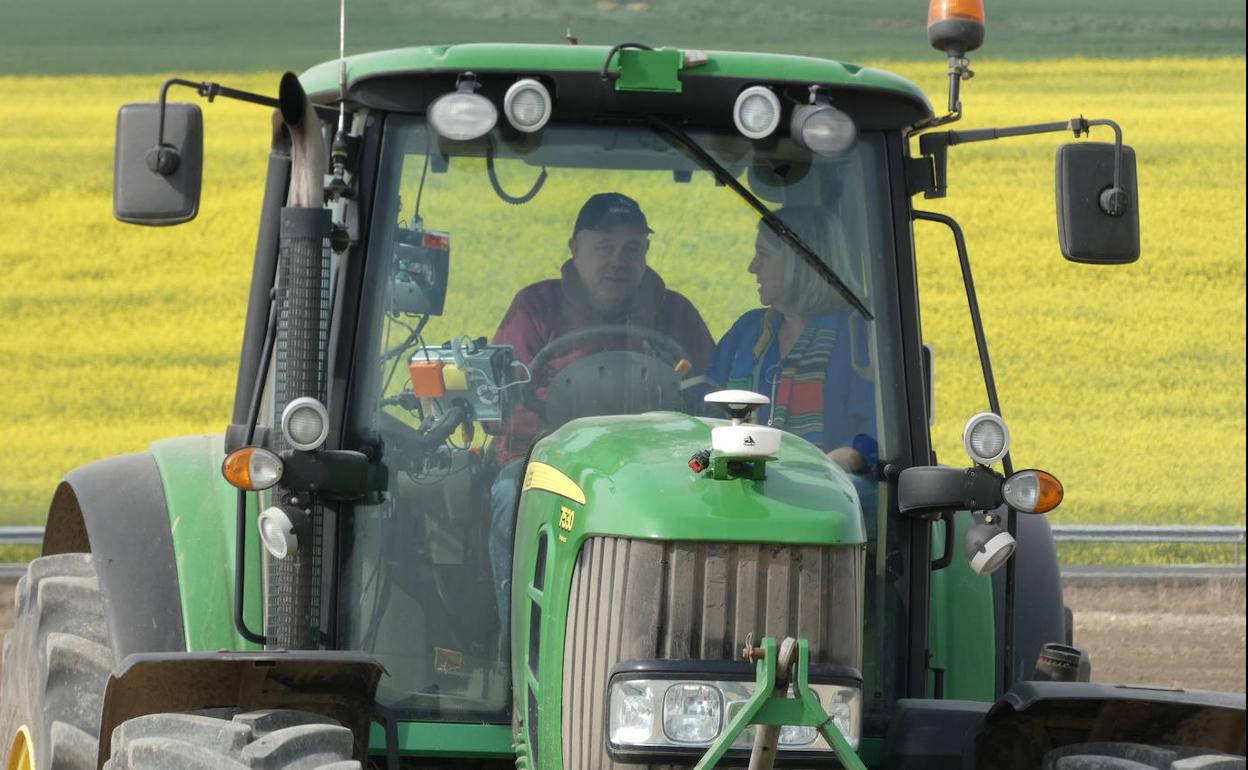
[152, 78, 281, 175]
[917, 117, 1126, 210]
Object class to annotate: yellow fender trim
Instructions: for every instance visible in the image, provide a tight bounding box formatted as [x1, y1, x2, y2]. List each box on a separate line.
[5, 725, 34, 770]
[522, 462, 586, 505]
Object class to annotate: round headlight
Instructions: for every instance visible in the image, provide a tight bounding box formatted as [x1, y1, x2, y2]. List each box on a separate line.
[663, 683, 722, 743]
[281, 397, 329, 452]
[257, 504, 308, 561]
[429, 91, 498, 141]
[962, 411, 1010, 465]
[790, 103, 857, 156]
[733, 86, 781, 140]
[504, 78, 552, 133]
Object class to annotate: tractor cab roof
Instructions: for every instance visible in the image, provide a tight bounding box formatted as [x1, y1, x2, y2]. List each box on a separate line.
[300, 43, 933, 131]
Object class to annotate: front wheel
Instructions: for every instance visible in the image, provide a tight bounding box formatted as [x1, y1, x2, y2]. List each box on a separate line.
[0, 553, 114, 770]
[102, 709, 359, 770]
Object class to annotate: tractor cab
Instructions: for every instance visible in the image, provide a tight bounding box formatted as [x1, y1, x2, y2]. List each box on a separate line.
[333, 64, 910, 745]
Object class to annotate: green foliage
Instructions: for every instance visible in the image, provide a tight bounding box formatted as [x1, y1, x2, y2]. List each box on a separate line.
[0, 0, 1243, 75]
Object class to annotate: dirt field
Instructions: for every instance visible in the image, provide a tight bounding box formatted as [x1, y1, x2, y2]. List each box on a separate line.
[0, 578, 1243, 693]
[1065, 578, 1246, 693]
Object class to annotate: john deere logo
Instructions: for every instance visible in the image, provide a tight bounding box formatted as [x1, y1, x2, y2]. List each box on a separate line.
[743, 435, 756, 446]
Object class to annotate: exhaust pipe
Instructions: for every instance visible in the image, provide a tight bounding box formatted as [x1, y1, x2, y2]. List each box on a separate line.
[280, 71, 328, 208]
[266, 72, 331, 650]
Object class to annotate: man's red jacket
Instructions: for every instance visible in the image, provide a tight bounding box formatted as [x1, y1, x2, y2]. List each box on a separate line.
[490, 260, 713, 465]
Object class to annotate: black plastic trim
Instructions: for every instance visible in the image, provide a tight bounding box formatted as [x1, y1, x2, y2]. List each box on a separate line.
[991, 509, 1066, 692]
[610, 658, 863, 687]
[974, 681, 1246, 769]
[227, 128, 291, 445]
[326, 107, 386, 650]
[889, 133, 936, 701]
[43, 453, 186, 658]
[881, 698, 991, 770]
[897, 465, 1005, 516]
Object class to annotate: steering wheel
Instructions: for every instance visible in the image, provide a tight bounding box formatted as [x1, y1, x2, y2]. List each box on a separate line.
[523, 324, 694, 427]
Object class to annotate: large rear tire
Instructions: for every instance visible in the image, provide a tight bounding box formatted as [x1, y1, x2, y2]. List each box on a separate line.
[102, 709, 359, 770]
[0, 553, 114, 770]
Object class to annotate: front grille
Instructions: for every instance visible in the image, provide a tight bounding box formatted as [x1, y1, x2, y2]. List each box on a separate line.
[561, 536, 862, 769]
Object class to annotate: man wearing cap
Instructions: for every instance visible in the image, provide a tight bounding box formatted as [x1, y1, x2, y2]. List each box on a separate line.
[487, 192, 713, 635]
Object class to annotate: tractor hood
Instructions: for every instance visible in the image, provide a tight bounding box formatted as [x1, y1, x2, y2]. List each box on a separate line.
[526, 411, 866, 546]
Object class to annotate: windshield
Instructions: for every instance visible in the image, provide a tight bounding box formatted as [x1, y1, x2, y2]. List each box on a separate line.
[341, 116, 908, 727]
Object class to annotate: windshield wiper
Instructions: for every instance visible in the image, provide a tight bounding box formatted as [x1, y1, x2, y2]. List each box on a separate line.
[647, 115, 873, 321]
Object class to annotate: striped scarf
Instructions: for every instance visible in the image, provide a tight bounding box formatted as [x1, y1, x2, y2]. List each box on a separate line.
[726, 308, 837, 442]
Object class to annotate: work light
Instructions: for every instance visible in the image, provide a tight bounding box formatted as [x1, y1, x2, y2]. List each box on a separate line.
[964, 515, 1015, 575]
[790, 99, 857, 156]
[281, 397, 330, 452]
[733, 86, 781, 140]
[962, 411, 1010, 465]
[504, 78, 552, 133]
[429, 75, 498, 141]
[257, 504, 309, 561]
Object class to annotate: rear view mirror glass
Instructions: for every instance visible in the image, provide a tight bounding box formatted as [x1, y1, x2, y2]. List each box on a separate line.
[390, 226, 450, 315]
[114, 102, 203, 226]
[1055, 142, 1139, 264]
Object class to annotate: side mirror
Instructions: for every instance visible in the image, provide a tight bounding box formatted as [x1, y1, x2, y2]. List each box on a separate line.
[1055, 142, 1139, 264]
[114, 102, 203, 225]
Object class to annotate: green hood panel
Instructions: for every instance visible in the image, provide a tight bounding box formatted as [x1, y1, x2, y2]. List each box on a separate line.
[528, 412, 866, 546]
[299, 43, 930, 113]
[149, 434, 262, 652]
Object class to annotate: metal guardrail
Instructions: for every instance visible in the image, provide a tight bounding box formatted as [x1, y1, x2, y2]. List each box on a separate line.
[1052, 524, 1245, 550]
[0, 527, 45, 582]
[1, 525, 1244, 581]
[1052, 524, 1245, 580]
[0, 526, 45, 546]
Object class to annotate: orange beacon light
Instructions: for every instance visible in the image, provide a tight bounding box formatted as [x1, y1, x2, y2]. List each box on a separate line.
[928, 0, 985, 55]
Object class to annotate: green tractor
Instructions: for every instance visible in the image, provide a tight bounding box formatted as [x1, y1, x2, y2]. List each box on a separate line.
[2, 3, 1244, 769]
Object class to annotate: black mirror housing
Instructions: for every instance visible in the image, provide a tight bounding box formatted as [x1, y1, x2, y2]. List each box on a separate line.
[1055, 142, 1139, 264]
[114, 102, 203, 226]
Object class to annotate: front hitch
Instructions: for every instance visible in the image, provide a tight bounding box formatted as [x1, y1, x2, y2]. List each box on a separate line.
[693, 637, 866, 770]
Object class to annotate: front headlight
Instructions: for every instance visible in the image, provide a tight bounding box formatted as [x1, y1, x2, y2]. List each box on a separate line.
[608, 680, 658, 745]
[664, 683, 722, 743]
[607, 674, 861, 758]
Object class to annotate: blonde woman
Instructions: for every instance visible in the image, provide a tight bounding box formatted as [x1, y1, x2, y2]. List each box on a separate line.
[707, 205, 877, 474]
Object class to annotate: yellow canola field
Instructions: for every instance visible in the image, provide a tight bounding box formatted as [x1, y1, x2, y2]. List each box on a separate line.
[0, 60, 1244, 546]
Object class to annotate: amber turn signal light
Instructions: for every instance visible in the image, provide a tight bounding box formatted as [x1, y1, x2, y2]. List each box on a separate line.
[222, 447, 284, 491]
[1002, 469, 1063, 514]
